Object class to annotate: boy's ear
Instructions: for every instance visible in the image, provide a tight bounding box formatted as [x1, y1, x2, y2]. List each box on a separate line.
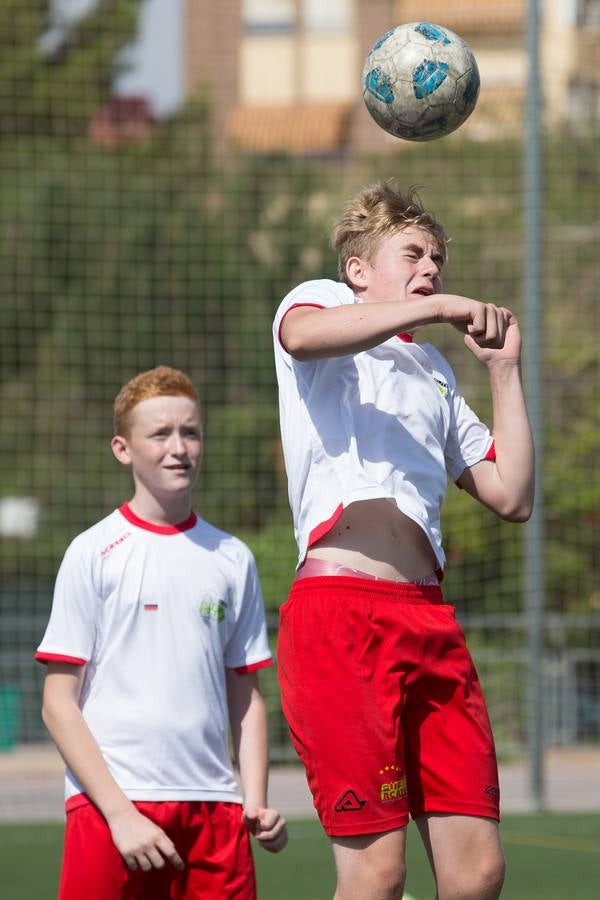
[111, 435, 132, 466]
[345, 256, 369, 288]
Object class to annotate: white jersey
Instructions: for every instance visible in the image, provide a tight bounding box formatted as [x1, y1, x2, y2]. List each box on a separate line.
[36, 504, 272, 806]
[273, 279, 494, 569]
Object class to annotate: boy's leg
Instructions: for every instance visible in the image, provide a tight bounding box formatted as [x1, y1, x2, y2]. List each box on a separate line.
[59, 800, 255, 900]
[331, 828, 407, 900]
[58, 801, 174, 900]
[277, 578, 417, 837]
[173, 801, 256, 900]
[415, 814, 505, 900]
[402, 607, 503, 900]
[278, 579, 433, 898]
[402, 604, 501, 824]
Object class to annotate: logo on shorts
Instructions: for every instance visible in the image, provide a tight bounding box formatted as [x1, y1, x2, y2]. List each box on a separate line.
[334, 790, 367, 812]
[484, 784, 500, 800]
[379, 764, 407, 802]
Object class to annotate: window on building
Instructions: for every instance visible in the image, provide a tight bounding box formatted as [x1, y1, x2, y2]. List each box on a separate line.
[242, 0, 295, 33]
[238, 0, 357, 113]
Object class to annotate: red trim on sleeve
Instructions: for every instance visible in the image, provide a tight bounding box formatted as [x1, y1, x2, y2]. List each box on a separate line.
[397, 332, 414, 343]
[35, 652, 87, 666]
[278, 302, 326, 352]
[307, 502, 344, 548]
[119, 502, 197, 534]
[233, 658, 274, 675]
[456, 441, 497, 490]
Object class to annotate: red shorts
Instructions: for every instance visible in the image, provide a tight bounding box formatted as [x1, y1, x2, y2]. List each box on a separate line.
[277, 576, 500, 837]
[58, 798, 256, 900]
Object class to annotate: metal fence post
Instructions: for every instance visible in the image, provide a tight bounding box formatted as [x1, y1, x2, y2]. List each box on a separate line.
[523, 0, 546, 811]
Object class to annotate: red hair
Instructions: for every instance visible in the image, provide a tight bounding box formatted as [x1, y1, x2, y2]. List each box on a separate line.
[113, 366, 199, 435]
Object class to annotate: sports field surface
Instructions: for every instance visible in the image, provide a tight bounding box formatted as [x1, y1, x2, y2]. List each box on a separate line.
[2, 813, 598, 899]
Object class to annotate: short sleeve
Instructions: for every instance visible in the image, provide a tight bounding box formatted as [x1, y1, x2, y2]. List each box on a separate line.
[445, 388, 494, 481]
[224, 547, 272, 673]
[273, 279, 354, 355]
[35, 538, 101, 665]
[425, 348, 493, 482]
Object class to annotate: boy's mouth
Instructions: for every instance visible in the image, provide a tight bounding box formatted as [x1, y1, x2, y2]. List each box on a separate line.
[412, 286, 434, 296]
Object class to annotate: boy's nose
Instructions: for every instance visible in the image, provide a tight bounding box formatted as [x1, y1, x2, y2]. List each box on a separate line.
[419, 255, 440, 277]
[169, 433, 186, 454]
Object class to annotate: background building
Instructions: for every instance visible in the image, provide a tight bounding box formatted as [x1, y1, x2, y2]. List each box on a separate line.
[181, 0, 600, 152]
[58, 1, 600, 150]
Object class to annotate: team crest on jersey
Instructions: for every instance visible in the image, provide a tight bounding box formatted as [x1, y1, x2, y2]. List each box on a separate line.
[432, 375, 449, 398]
[199, 592, 227, 622]
[379, 764, 407, 802]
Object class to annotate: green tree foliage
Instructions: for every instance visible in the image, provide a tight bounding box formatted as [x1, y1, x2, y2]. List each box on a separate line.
[0, 0, 139, 138]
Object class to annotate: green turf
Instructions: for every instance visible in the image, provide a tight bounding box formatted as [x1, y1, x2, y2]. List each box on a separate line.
[1, 814, 599, 899]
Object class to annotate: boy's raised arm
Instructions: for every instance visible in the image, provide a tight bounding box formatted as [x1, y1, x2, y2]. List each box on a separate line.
[457, 313, 534, 521]
[281, 294, 518, 362]
[42, 662, 184, 872]
[226, 669, 288, 854]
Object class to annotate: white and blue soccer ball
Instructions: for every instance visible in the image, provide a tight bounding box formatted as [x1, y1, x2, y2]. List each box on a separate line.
[362, 22, 480, 142]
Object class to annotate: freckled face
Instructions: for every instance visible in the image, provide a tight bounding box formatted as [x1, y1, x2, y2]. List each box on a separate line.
[361, 226, 444, 304]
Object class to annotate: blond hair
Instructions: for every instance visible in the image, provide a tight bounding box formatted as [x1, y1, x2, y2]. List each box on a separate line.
[331, 182, 448, 285]
[114, 366, 200, 435]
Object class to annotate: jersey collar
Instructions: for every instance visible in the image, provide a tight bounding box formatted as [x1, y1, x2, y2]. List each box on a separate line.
[119, 502, 197, 535]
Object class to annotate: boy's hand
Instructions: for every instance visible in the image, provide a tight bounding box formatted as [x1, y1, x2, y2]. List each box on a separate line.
[464, 310, 522, 367]
[109, 806, 185, 872]
[436, 295, 512, 347]
[434, 294, 521, 365]
[242, 804, 288, 853]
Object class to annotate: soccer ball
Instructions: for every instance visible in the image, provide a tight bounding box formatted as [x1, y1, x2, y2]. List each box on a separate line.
[362, 22, 480, 142]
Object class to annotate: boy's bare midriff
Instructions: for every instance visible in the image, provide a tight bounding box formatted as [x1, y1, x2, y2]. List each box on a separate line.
[306, 499, 439, 582]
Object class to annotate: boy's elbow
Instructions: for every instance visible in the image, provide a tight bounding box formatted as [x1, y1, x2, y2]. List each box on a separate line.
[289, 347, 313, 362]
[41, 691, 72, 732]
[41, 699, 54, 732]
[284, 332, 316, 361]
[499, 498, 534, 523]
[503, 508, 532, 524]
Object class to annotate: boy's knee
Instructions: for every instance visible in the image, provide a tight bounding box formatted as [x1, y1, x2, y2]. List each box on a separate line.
[336, 857, 406, 900]
[371, 856, 406, 899]
[438, 848, 505, 900]
[480, 850, 506, 897]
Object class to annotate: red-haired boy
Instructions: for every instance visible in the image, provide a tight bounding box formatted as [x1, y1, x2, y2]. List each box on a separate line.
[37, 366, 287, 900]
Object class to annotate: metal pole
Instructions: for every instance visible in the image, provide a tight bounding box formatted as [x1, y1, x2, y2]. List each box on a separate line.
[523, 0, 545, 811]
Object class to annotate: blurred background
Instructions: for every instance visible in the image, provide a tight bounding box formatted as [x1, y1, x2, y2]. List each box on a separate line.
[0, 0, 599, 829]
